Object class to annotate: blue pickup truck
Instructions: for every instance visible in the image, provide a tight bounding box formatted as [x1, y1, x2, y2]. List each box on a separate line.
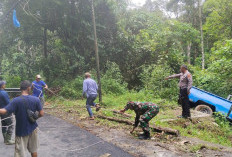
[189, 86, 232, 121]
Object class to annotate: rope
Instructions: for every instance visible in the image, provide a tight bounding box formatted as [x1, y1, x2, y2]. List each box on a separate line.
[0, 115, 105, 152]
[0, 123, 15, 128]
[0, 115, 14, 121]
[32, 83, 43, 98]
[0, 122, 104, 152]
[0, 85, 120, 152]
[31, 84, 104, 113]
[0, 116, 15, 128]
[44, 106, 114, 111]
[55, 141, 104, 152]
[20, 0, 66, 25]
[32, 83, 61, 98]
[0, 0, 22, 25]
[0, 99, 126, 153]
[19, 0, 49, 24]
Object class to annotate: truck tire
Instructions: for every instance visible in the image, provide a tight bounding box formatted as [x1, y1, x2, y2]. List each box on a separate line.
[195, 105, 213, 115]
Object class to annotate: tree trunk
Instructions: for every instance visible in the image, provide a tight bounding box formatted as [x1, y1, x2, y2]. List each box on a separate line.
[187, 42, 192, 65]
[194, 46, 198, 64]
[96, 115, 180, 136]
[91, 0, 102, 103]
[43, 27, 48, 58]
[112, 110, 133, 118]
[198, 0, 205, 69]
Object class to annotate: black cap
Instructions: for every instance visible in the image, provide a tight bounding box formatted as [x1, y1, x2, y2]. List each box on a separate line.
[20, 80, 32, 91]
[0, 81, 6, 88]
[181, 65, 188, 70]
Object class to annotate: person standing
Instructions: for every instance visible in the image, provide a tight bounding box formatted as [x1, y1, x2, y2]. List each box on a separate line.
[82, 72, 100, 120]
[0, 81, 15, 145]
[0, 80, 44, 157]
[32, 75, 48, 108]
[120, 102, 159, 140]
[165, 65, 193, 118]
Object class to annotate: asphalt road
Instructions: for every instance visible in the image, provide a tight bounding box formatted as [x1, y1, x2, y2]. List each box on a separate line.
[0, 114, 134, 157]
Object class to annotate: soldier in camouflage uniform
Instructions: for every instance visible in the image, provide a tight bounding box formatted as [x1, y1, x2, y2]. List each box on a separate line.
[120, 101, 159, 140]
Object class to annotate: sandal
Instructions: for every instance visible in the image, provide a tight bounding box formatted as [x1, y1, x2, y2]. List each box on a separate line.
[89, 117, 95, 120]
[96, 104, 101, 112]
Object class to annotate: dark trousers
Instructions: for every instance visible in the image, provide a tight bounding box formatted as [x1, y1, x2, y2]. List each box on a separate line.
[86, 94, 98, 117]
[180, 88, 191, 118]
[1, 113, 14, 135]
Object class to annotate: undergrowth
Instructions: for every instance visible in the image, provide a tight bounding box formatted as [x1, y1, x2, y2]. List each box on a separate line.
[47, 91, 232, 147]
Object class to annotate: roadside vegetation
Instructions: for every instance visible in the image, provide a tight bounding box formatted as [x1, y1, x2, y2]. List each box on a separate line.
[45, 93, 232, 148]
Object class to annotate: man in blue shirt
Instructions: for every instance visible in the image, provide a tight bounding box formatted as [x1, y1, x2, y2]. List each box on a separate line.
[82, 72, 100, 120]
[0, 81, 15, 145]
[0, 80, 44, 157]
[32, 75, 48, 108]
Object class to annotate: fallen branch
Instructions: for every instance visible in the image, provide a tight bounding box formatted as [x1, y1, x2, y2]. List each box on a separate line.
[154, 143, 173, 151]
[112, 110, 132, 118]
[97, 115, 179, 136]
[151, 126, 180, 136]
[97, 115, 133, 125]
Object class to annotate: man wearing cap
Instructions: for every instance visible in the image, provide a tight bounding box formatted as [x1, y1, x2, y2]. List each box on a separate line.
[32, 75, 48, 108]
[0, 80, 44, 157]
[165, 65, 193, 118]
[120, 102, 159, 140]
[82, 72, 100, 120]
[0, 81, 15, 145]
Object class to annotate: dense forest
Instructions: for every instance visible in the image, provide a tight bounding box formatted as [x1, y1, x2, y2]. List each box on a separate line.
[0, 0, 231, 100]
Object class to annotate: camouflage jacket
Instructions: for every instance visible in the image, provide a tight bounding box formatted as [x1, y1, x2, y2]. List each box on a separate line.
[124, 102, 159, 127]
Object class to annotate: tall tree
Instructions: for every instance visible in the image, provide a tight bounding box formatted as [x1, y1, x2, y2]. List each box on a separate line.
[203, 0, 232, 47]
[91, 0, 102, 102]
[198, 0, 205, 69]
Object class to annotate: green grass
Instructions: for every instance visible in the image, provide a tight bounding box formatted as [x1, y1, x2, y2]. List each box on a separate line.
[167, 119, 232, 147]
[47, 91, 232, 147]
[189, 144, 220, 153]
[189, 144, 204, 153]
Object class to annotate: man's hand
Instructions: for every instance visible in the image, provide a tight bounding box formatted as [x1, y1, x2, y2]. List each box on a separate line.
[187, 90, 190, 95]
[0, 109, 7, 115]
[120, 109, 125, 113]
[39, 110, 44, 117]
[165, 77, 169, 80]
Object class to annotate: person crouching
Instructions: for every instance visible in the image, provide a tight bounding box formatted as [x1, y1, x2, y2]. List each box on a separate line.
[120, 102, 159, 140]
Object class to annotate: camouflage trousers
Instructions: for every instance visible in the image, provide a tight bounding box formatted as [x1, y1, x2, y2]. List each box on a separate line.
[139, 107, 159, 132]
[1, 113, 14, 136]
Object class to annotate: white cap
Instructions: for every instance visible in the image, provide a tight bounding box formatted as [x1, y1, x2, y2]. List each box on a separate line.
[36, 75, 42, 79]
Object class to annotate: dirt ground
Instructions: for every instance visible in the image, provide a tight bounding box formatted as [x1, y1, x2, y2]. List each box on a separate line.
[45, 106, 232, 157]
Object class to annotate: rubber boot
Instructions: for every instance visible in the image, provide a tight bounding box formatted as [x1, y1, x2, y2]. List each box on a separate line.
[146, 132, 151, 140]
[5, 134, 15, 145]
[139, 131, 150, 140]
[2, 133, 7, 144]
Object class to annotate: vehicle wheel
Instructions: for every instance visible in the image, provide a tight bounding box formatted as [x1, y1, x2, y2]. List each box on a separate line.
[195, 105, 213, 115]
